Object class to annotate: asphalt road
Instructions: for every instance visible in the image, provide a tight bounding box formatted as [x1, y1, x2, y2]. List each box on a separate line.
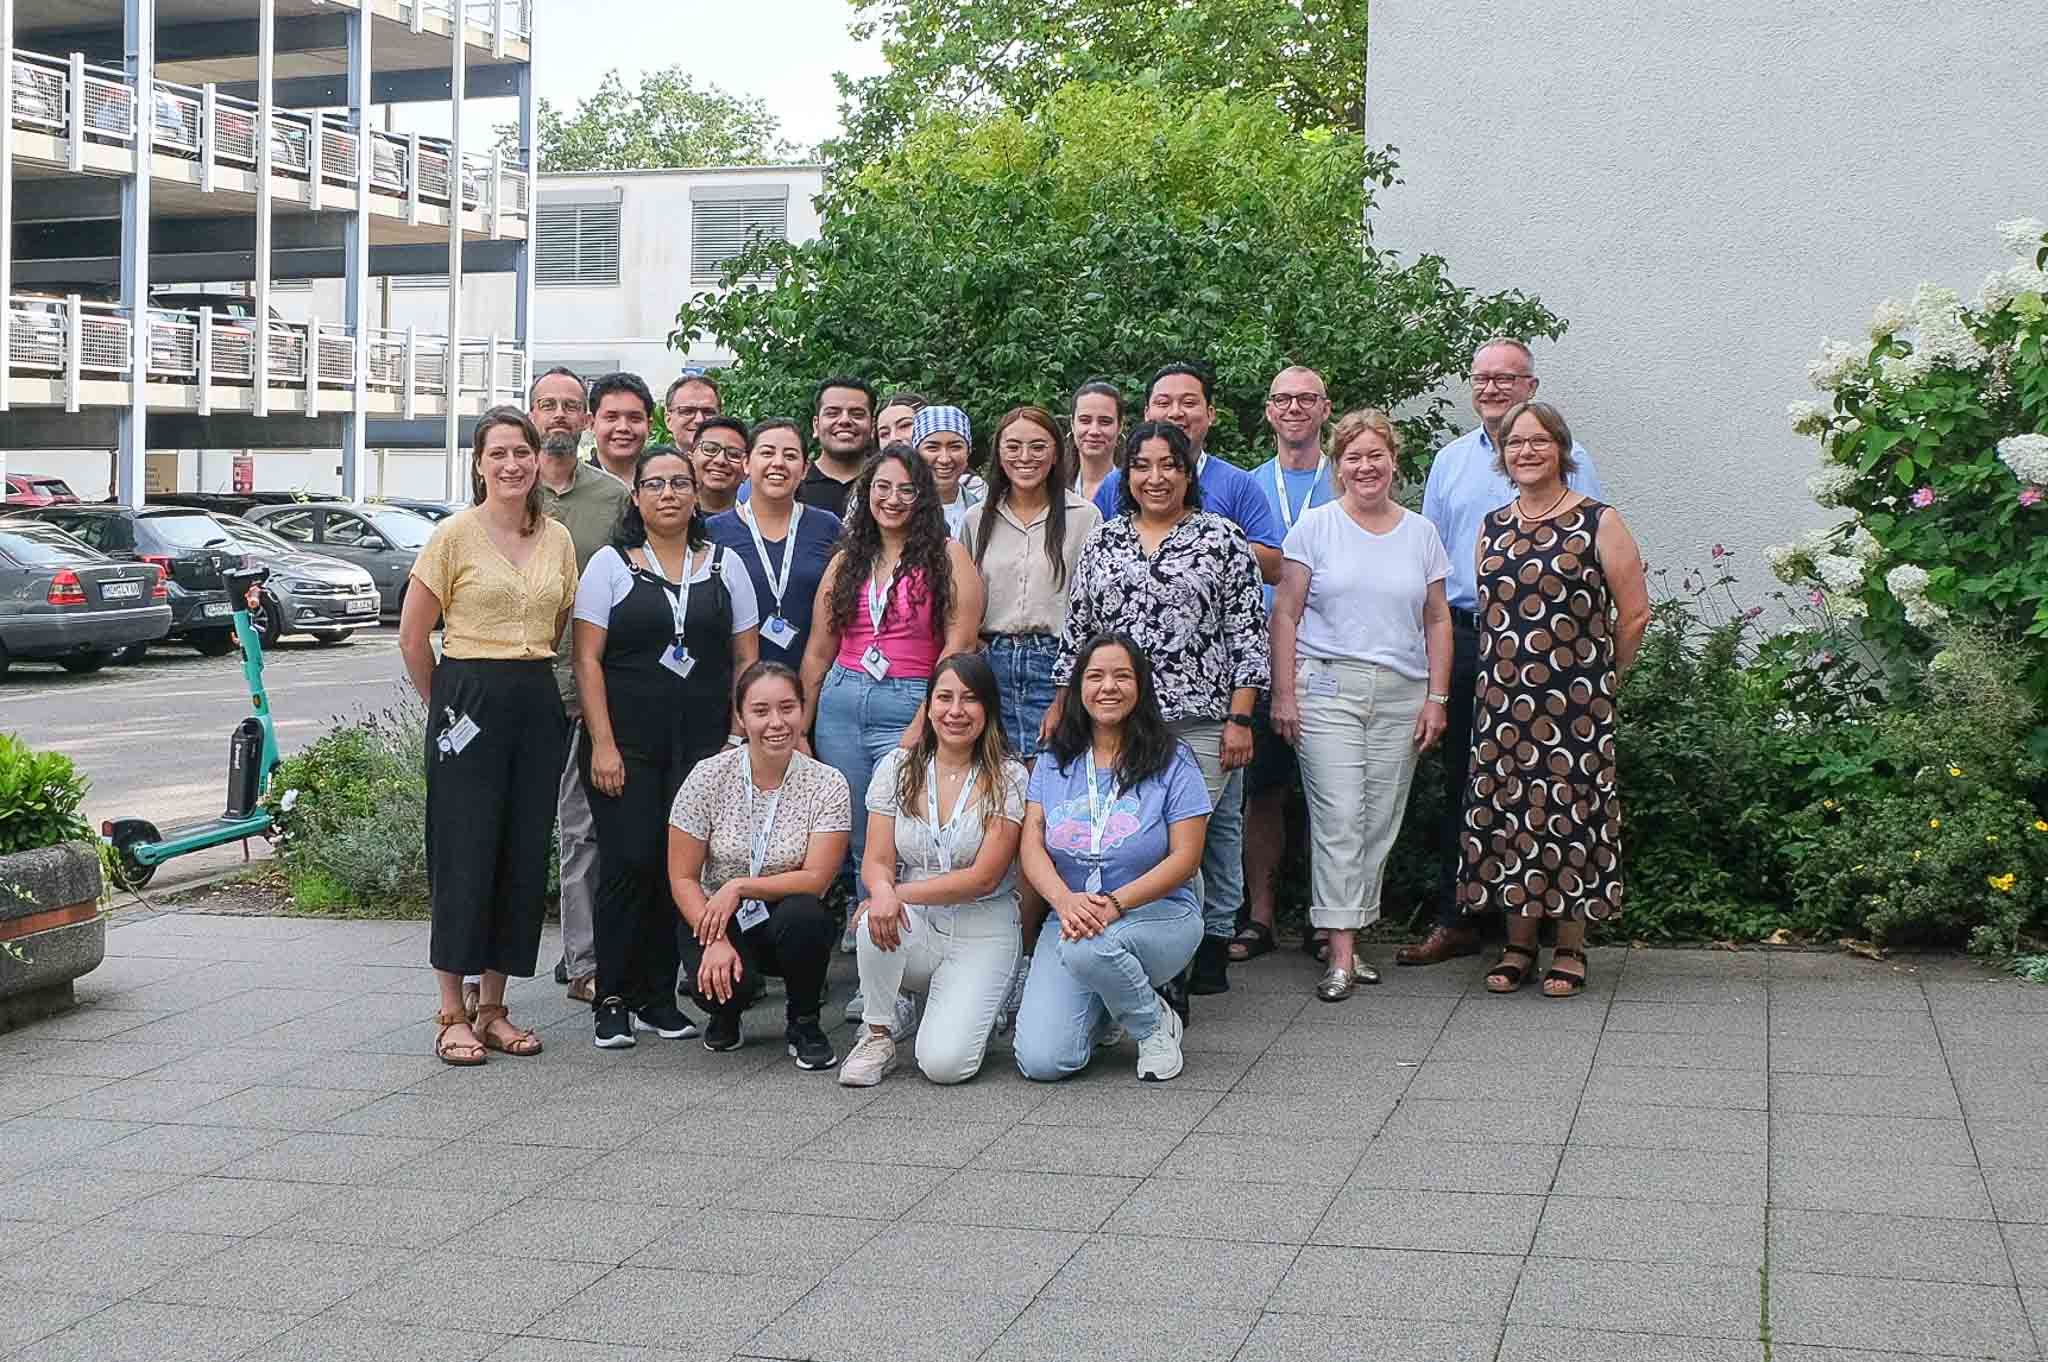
[1, 625, 416, 894]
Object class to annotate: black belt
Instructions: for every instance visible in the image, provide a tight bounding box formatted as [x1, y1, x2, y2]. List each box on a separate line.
[1450, 607, 1481, 630]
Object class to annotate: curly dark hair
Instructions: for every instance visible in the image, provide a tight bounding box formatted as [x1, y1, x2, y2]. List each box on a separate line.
[825, 445, 953, 644]
[611, 444, 709, 553]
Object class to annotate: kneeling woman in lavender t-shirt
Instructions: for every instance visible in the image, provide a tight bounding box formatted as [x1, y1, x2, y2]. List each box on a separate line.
[1013, 633, 1210, 1084]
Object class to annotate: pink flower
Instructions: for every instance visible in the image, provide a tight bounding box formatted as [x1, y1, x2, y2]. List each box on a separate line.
[1745, 606, 1765, 620]
[1910, 486, 1937, 509]
[2022, 487, 2044, 508]
[1809, 589, 1826, 607]
[1712, 543, 1726, 560]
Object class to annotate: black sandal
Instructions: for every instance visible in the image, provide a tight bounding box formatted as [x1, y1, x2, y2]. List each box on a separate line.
[1228, 921, 1276, 962]
[1543, 946, 1588, 998]
[1301, 930, 1331, 964]
[1484, 944, 1538, 994]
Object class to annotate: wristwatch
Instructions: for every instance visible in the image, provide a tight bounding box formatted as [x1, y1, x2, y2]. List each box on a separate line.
[1225, 714, 1254, 728]
[1427, 692, 1450, 705]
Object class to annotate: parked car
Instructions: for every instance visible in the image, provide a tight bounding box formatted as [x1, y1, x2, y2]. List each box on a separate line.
[201, 513, 379, 645]
[244, 502, 433, 616]
[0, 519, 170, 676]
[7, 505, 245, 655]
[375, 497, 461, 522]
[4, 473, 81, 507]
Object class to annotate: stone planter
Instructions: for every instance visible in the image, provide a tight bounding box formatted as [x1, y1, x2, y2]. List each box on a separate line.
[0, 840, 105, 1031]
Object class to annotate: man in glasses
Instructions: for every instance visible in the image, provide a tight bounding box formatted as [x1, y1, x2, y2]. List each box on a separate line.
[691, 416, 748, 517]
[665, 372, 723, 449]
[1403, 338, 1604, 967]
[530, 365, 631, 1003]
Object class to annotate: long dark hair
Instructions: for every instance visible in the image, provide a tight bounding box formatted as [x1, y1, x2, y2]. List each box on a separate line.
[470, 405, 545, 534]
[612, 444, 709, 553]
[1115, 420, 1205, 519]
[972, 405, 1073, 587]
[825, 445, 953, 642]
[1046, 632, 1179, 791]
[894, 652, 1013, 828]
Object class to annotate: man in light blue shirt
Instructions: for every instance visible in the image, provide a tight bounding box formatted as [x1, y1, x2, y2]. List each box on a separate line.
[1403, 339, 1605, 967]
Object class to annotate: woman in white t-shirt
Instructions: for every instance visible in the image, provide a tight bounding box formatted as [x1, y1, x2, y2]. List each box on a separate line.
[1271, 409, 1452, 1002]
[839, 652, 1027, 1087]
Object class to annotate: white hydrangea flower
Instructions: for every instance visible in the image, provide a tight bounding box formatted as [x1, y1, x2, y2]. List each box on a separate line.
[1808, 466, 1857, 507]
[1846, 525, 1883, 564]
[1787, 400, 1830, 436]
[1878, 349, 1934, 387]
[1997, 433, 2048, 485]
[1815, 553, 1866, 594]
[1907, 282, 1989, 370]
[1763, 542, 1807, 585]
[1903, 596, 1950, 629]
[1822, 590, 1869, 620]
[1998, 217, 2047, 259]
[1806, 338, 1863, 391]
[1868, 297, 1908, 339]
[1884, 563, 1931, 599]
[1980, 262, 2048, 313]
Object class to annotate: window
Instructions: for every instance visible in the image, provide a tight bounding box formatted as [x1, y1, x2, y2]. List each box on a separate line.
[535, 198, 622, 288]
[263, 509, 316, 543]
[690, 186, 790, 284]
[322, 513, 378, 548]
[392, 275, 449, 291]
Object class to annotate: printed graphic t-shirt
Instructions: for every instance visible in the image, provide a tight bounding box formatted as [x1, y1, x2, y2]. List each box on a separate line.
[1027, 742, 1212, 915]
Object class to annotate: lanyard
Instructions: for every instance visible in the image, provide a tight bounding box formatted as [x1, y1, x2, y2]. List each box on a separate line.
[923, 758, 977, 874]
[866, 567, 894, 633]
[744, 767, 783, 877]
[645, 544, 698, 641]
[1194, 451, 1208, 480]
[739, 502, 802, 615]
[1083, 759, 1117, 864]
[1273, 455, 1328, 529]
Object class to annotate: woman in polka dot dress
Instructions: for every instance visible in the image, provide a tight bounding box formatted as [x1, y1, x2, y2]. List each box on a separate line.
[1459, 401, 1650, 998]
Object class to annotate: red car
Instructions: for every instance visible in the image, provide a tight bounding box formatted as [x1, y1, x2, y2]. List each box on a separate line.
[3, 473, 81, 507]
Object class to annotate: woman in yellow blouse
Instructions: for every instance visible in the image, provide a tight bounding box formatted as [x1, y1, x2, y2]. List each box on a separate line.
[400, 405, 581, 1066]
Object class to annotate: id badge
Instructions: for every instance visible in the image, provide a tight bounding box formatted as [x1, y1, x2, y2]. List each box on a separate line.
[661, 644, 697, 680]
[439, 711, 480, 756]
[860, 644, 890, 680]
[736, 898, 769, 932]
[1305, 670, 1340, 699]
[761, 614, 797, 649]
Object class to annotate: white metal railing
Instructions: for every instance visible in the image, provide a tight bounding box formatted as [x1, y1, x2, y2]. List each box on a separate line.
[411, 0, 533, 40]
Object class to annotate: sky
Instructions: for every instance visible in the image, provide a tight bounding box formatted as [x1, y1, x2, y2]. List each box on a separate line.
[392, 0, 886, 154]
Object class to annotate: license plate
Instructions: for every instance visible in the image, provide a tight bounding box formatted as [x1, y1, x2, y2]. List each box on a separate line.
[202, 601, 233, 618]
[345, 596, 377, 615]
[102, 580, 142, 600]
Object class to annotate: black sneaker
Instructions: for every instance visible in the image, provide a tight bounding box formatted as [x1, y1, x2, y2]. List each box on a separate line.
[1186, 934, 1231, 995]
[701, 1011, 743, 1053]
[785, 1016, 837, 1071]
[553, 957, 570, 985]
[633, 1002, 700, 1039]
[593, 997, 635, 1050]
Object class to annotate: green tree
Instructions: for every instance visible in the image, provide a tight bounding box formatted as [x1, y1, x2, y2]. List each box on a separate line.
[673, 85, 1563, 465]
[499, 67, 806, 172]
[830, 0, 1367, 168]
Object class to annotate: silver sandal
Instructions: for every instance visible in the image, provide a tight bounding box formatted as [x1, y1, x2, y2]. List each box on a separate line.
[1315, 962, 1380, 1001]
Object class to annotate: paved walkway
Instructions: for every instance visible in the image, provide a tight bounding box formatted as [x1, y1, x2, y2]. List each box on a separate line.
[2, 910, 2044, 1362]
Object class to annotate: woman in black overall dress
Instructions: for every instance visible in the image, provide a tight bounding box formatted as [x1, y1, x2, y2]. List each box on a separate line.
[572, 445, 761, 1050]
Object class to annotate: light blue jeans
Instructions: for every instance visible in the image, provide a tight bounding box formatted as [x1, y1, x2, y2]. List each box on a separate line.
[981, 633, 1060, 761]
[1169, 717, 1246, 940]
[1012, 901, 1203, 1081]
[815, 663, 926, 904]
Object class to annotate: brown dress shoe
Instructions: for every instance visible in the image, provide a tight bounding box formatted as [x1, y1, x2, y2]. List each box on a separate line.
[1396, 925, 1480, 967]
[567, 972, 597, 1003]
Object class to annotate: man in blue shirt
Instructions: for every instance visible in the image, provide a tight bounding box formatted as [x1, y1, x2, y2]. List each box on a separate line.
[1089, 362, 1283, 997]
[1237, 366, 1339, 967]
[1403, 339, 1605, 966]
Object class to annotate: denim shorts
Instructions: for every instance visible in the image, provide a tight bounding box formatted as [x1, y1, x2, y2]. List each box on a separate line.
[982, 633, 1060, 761]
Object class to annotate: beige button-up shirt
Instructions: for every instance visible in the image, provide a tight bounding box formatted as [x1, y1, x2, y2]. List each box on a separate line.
[962, 491, 1102, 636]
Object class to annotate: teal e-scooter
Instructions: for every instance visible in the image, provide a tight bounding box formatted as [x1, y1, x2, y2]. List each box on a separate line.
[102, 566, 280, 889]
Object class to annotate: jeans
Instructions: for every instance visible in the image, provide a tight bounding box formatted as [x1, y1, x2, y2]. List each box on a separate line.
[815, 664, 928, 905]
[1168, 717, 1245, 940]
[677, 892, 835, 1022]
[855, 900, 1022, 1084]
[981, 633, 1060, 761]
[1295, 659, 1426, 930]
[556, 718, 600, 978]
[1012, 902, 1203, 1081]
[1435, 614, 1483, 929]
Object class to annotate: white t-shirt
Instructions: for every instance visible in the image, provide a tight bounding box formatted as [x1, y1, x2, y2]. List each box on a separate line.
[573, 543, 760, 634]
[866, 747, 1027, 913]
[1281, 503, 1450, 681]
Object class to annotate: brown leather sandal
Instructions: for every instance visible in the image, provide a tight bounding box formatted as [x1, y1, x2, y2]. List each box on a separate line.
[461, 981, 480, 1023]
[435, 1009, 486, 1066]
[473, 1002, 543, 1056]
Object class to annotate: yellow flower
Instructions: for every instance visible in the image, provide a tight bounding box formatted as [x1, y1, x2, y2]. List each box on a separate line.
[1989, 873, 2016, 893]
[2035, 820, 2048, 832]
[1929, 819, 1941, 829]
[1822, 799, 1839, 811]
[1949, 766, 1963, 777]
[1987, 835, 2000, 845]
[1913, 850, 1923, 861]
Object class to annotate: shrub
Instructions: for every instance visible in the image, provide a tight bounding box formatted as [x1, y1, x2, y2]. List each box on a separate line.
[263, 699, 430, 913]
[0, 732, 91, 855]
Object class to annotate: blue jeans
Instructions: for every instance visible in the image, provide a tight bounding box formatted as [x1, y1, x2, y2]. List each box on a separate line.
[982, 633, 1060, 761]
[1169, 717, 1245, 940]
[1012, 903, 1203, 1081]
[815, 663, 927, 904]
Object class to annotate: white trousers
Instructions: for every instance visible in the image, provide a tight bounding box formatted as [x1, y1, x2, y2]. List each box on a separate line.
[855, 900, 1022, 1084]
[1294, 658, 1426, 930]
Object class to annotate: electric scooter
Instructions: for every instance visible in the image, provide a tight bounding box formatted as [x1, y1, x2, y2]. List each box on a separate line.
[102, 566, 280, 889]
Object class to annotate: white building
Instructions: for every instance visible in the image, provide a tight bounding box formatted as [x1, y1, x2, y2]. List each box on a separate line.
[1364, 1, 2045, 579]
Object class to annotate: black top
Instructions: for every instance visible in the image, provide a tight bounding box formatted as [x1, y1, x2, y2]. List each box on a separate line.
[795, 463, 858, 515]
[599, 545, 736, 766]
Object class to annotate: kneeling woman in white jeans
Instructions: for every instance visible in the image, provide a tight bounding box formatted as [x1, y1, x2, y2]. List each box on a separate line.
[840, 653, 1028, 1087]
[1013, 633, 1210, 1083]
[1272, 408, 1452, 1001]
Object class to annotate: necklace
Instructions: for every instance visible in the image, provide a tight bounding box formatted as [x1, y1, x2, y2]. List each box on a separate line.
[1515, 486, 1571, 521]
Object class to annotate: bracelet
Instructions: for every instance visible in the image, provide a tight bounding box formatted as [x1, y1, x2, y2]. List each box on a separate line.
[1103, 890, 1125, 913]
[1427, 692, 1450, 705]
[1224, 713, 1254, 728]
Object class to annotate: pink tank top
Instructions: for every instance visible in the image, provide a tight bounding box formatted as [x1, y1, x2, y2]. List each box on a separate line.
[836, 567, 944, 678]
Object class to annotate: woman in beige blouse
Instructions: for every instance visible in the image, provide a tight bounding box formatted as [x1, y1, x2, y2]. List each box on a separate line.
[399, 405, 580, 1066]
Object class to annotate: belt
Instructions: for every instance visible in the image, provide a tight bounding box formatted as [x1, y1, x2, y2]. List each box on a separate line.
[981, 631, 1058, 645]
[1450, 607, 1481, 629]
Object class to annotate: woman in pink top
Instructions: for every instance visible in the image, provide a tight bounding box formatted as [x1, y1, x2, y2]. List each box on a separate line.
[801, 444, 985, 955]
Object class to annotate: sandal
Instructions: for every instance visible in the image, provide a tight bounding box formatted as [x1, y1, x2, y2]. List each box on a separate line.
[1228, 921, 1277, 963]
[461, 981, 479, 1023]
[1484, 943, 1538, 994]
[473, 1003, 543, 1057]
[435, 1009, 486, 1066]
[1542, 946, 1588, 999]
[1301, 929, 1331, 964]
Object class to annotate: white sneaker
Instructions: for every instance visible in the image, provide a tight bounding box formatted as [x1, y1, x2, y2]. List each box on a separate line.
[843, 989, 866, 1023]
[994, 957, 1030, 1035]
[1134, 1001, 1185, 1082]
[837, 1027, 898, 1087]
[1096, 1022, 1127, 1049]
[838, 917, 859, 955]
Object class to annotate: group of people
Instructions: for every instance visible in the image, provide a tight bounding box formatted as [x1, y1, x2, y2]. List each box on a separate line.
[397, 343, 1651, 1087]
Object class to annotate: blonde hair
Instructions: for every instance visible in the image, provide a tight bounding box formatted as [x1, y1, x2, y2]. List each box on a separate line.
[1330, 408, 1403, 464]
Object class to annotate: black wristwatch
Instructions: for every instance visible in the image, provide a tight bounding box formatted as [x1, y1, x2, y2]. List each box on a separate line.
[1225, 714, 1254, 728]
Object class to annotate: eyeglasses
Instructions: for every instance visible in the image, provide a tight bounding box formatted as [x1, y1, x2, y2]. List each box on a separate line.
[533, 398, 585, 415]
[694, 442, 745, 463]
[668, 404, 718, 422]
[999, 439, 1057, 457]
[636, 475, 696, 495]
[870, 482, 920, 506]
[1470, 372, 1533, 390]
[1266, 393, 1326, 409]
[1502, 435, 1557, 454]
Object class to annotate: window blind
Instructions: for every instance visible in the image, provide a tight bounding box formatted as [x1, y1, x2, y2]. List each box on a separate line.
[535, 201, 623, 288]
